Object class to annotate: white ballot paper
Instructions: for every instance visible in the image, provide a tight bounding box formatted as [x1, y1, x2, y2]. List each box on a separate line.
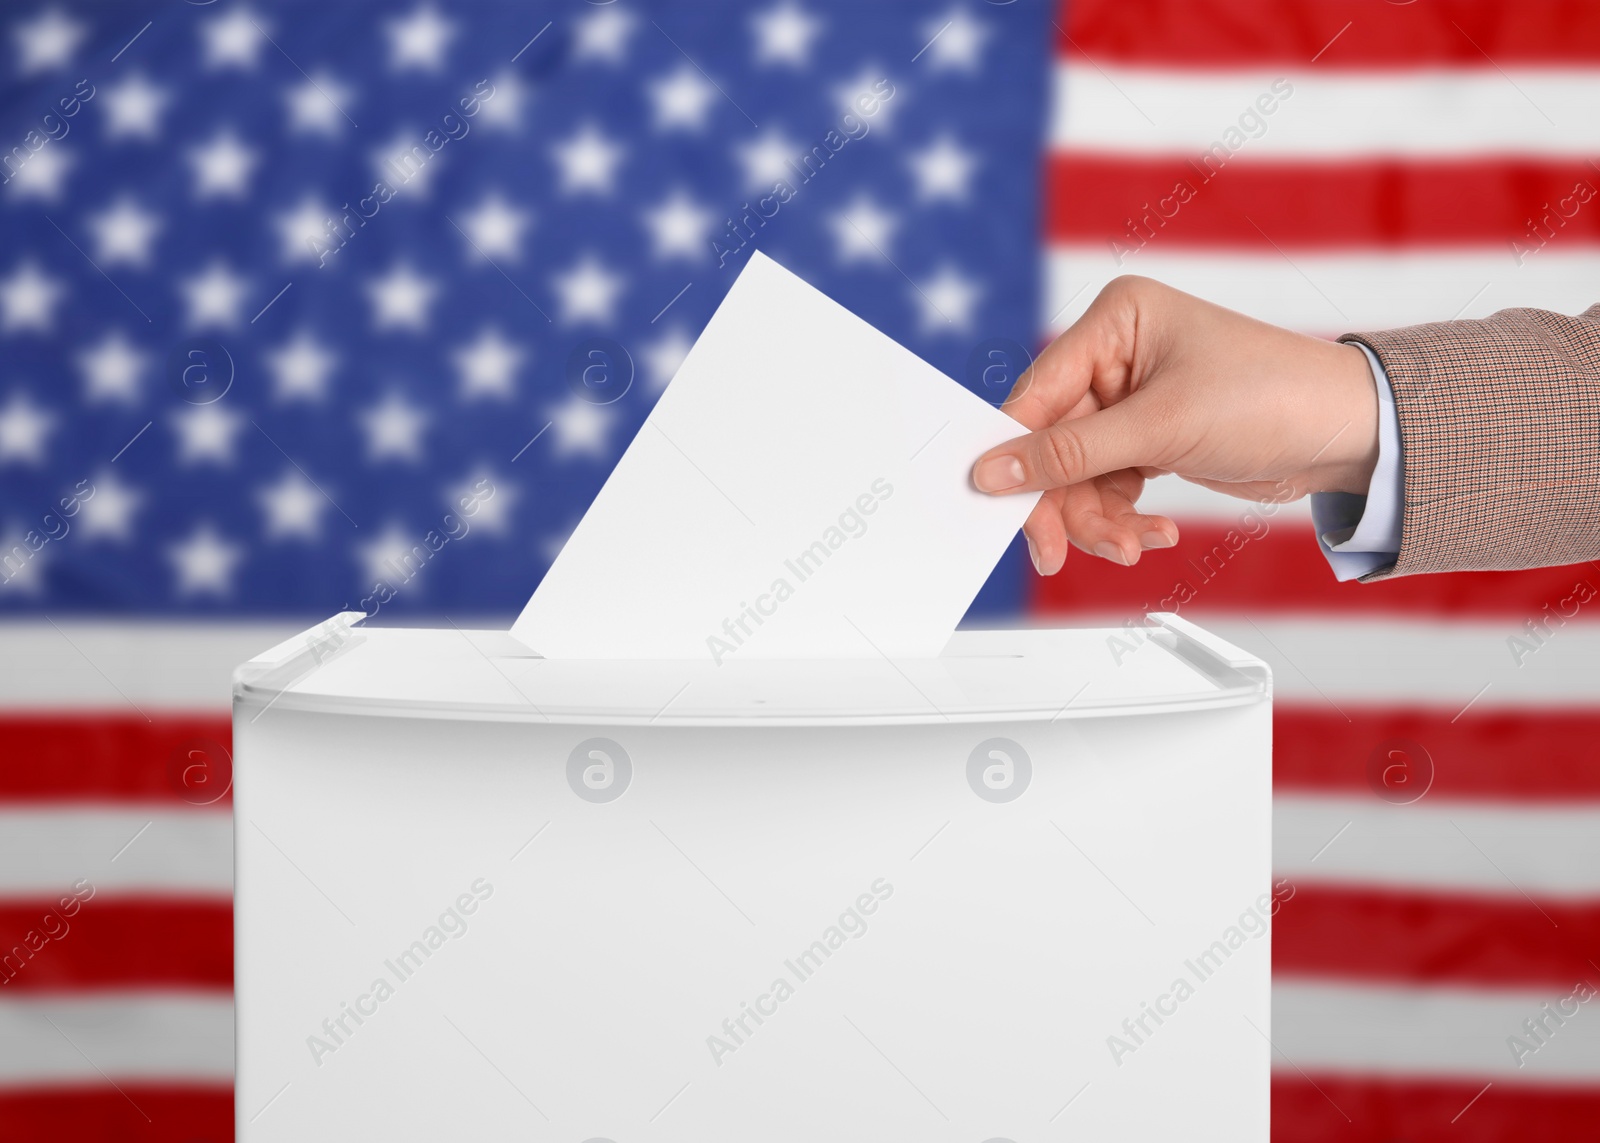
[512, 252, 1041, 661]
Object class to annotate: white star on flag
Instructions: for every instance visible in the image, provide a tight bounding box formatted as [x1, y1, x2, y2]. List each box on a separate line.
[550, 123, 626, 195]
[913, 264, 982, 334]
[551, 254, 626, 325]
[4, 143, 74, 202]
[571, 6, 637, 65]
[446, 470, 516, 534]
[274, 194, 336, 265]
[358, 391, 430, 462]
[475, 69, 527, 131]
[736, 128, 802, 191]
[833, 67, 900, 132]
[200, 6, 269, 70]
[0, 391, 56, 464]
[257, 468, 328, 540]
[0, 260, 65, 333]
[188, 129, 259, 199]
[374, 128, 445, 200]
[648, 66, 719, 132]
[178, 260, 251, 329]
[539, 521, 576, 566]
[917, 8, 990, 73]
[283, 70, 356, 136]
[0, 526, 47, 595]
[265, 330, 337, 403]
[14, 7, 87, 75]
[77, 469, 144, 542]
[828, 194, 899, 263]
[908, 133, 979, 202]
[458, 192, 531, 262]
[102, 72, 171, 141]
[750, 2, 824, 68]
[452, 327, 525, 400]
[77, 330, 149, 405]
[86, 196, 163, 268]
[365, 263, 438, 331]
[171, 403, 245, 466]
[357, 523, 427, 591]
[641, 189, 716, 261]
[168, 523, 244, 597]
[642, 326, 693, 390]
[545, 394, 615, 460]
[385, 4, 456, 71]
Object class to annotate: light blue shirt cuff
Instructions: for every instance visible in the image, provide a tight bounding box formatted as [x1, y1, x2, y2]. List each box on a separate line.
[1310, 342, 1402, 581]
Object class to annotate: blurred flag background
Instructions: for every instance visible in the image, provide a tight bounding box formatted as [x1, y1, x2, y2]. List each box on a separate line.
[1, 1, 1596, 1140]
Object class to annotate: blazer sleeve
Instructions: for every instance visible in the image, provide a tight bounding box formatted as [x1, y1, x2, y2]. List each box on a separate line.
[1339, 303, 1600, 579]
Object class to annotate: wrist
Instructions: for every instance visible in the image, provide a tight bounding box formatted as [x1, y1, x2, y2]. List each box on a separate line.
[1320, 341, 1381, 495]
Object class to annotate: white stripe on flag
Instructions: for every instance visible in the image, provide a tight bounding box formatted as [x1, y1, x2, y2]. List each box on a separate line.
[0, 808, 232, 898]
[1045, 246, 1600, 335]
[3, 985, 1594, 1087]
[1165, 619, 1600, 709]
[0, 621, 302, 709]
[1126, 476, 1314, 524]
[1274, 978, 1600, 1082]
[0, 992, 233, 1085]
[5, 790, 1599, 902]
[1052, 65, 1600, 158]
[1275, 795, 1600, 898]
[5, 616, 1600, 717]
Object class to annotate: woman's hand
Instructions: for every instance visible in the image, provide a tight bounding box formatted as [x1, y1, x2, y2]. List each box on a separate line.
[972, 276, 1381, 573]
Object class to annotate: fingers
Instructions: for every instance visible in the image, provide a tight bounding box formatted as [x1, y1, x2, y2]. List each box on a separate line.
[1075, 473, 1176, 565]
[1021, 471, 1179, 573]
[1022, 491, 1069, 575]
[1001, 327, 1100, 432]
[999, 278, 1141, 431]
[974, 399, 1150, 494]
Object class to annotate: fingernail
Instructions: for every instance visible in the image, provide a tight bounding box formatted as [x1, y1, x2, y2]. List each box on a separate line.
[973, 455, 1026, 493]
[1095, 541, 1129, 565]
[1026, 536, 1042, 574]
[1140, 531, 1175, 549]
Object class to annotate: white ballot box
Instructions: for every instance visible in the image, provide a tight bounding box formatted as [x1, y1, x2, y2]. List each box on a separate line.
[233, 612, 1272, 1142]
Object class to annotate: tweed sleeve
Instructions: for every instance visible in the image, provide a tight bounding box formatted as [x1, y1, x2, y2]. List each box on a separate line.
[1339, 304, 1600, 579]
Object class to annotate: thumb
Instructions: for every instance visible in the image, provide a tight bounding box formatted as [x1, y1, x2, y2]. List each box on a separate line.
[972, 401, 1152, 493]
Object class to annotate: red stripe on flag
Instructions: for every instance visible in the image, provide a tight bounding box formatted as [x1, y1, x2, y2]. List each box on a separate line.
[0, 1085, 232, 1141]
[1276, 707, 1600, 802]
[8, 1080, 1598, 1143]
[1272, 1074, 1600, 1141]
[1049, 155, 1600, 249]
[1061, 0, 1600, 67]
[1276, 885, 1600, 989]
[0, 899, 231, 992]
[1029, 521, 1599, 619]
[0, 715, 232, 806]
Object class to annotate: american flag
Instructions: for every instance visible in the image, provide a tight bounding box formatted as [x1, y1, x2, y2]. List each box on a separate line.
[0, 0, 1596, 1139]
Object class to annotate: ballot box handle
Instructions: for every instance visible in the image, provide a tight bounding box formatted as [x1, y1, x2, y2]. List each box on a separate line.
[233, 611, 368, 701]
[1146, 612, 1271, 696]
